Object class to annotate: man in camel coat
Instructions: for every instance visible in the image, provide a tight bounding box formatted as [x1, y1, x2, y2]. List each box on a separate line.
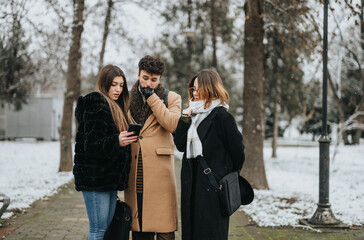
[125, 55, 181, 240]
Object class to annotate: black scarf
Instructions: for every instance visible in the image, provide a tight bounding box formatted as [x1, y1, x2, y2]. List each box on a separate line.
[129, 80, 166, 127]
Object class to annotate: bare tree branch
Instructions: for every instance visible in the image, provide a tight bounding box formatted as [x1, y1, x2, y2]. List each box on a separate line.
[43, 0, 70, 33]
[98, 0, 113, 72]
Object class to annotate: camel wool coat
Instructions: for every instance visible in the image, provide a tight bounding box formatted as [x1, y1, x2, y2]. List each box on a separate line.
[124, 91, 181, 233]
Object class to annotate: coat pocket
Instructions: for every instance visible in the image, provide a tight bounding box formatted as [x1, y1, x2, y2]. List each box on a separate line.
[155, 148, 174, 155]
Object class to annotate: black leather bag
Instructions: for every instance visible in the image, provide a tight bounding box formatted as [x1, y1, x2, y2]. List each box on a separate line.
[199, 157, 254, 216]
[218, 171, 242, 216]
[103, 198, 131, 240]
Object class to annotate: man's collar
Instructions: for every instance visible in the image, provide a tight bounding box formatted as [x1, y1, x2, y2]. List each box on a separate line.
[137, 81, 147, 103]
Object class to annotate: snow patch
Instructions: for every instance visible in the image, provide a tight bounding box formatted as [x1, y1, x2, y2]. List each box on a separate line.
[0, 141, 73, 219]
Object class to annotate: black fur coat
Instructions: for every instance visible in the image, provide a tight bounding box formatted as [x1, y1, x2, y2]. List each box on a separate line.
[73, 92, 131, 192]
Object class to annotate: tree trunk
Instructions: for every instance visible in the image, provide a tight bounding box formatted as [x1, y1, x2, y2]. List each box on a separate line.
[210, 0, 218, 69]
[187, 0, 193, 78]
[59, 0, 85, 172]
[353, 130, 361, 144]
[272, 75, 280, 158]
[327, 72, 346, 144]
[272, 101, 278, 158]
[98, 0, 113, 72]
[328, 72, 344, 120]
[356, 0, 364, 143]
[242, 0, 269, 189]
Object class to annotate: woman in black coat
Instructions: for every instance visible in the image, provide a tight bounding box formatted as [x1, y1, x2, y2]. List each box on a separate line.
[73, 65, 137, 240]
[174, 69, 245, 240]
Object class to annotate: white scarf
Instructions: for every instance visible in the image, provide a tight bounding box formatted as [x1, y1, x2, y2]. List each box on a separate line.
[186, 99, 229, 159]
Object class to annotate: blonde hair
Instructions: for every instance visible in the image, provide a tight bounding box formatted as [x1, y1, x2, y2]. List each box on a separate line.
[187, 69, 229, 108]
[95, 65, 131, 131]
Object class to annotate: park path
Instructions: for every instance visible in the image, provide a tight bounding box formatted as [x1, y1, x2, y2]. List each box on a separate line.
[1, 159, 363, 240]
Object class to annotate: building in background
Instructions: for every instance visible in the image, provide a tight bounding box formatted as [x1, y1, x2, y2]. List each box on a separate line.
[0, 97, 63, 140]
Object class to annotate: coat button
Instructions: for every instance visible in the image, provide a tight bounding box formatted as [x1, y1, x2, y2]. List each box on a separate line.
[139, 136, 143, 140]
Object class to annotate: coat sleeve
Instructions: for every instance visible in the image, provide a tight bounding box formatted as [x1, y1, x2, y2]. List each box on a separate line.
[220, 111, 245, 171]
[82, 93, 123, 156]
[173, 117, 191, 152]
[147, 91, 181, 133]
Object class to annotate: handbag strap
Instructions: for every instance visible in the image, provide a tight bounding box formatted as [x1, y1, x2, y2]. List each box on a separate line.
[199, 157, 221, 192]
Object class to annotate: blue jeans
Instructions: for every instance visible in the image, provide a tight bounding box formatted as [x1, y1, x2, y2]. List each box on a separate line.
[82, 191, 117, 240]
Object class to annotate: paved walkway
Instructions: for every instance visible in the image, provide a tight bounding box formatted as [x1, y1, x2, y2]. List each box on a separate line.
[1, 159, 363, 240]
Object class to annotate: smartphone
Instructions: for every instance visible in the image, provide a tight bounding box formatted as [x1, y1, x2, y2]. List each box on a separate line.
[128, 123, 142, 137]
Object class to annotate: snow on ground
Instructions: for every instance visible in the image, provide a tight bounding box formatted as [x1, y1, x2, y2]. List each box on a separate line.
[0, 140, 73, 219]
[241, 143, 364, 227]
[175, 138, 364, 227]
[1, 139, 363, 227]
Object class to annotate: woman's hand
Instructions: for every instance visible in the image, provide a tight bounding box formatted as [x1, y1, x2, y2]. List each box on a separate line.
[182, 108, 192, 117]
[118, 131, 139, 147]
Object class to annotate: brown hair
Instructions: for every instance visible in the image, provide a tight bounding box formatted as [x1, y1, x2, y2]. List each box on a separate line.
[95, 64, 130, 131]
[138, 55, 165, 76]
[187, 69, 229, 108]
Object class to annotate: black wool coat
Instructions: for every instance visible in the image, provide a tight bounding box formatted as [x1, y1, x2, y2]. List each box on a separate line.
[174, 107, 245, 240]
[73, 92, 131, 192]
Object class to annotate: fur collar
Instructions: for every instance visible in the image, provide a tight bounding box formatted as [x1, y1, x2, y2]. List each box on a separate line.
[129, 80, 166, 127]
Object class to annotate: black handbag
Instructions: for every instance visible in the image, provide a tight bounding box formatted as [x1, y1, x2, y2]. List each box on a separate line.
[218, 171, 242, 216]
[199, 157, 254, 216]
[103, 198, 131, 240]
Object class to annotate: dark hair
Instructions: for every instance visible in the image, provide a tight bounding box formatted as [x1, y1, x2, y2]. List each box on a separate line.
[187, 69, 229, 108]
[138, 55, 165, 76]
[95, 64, 130, 131]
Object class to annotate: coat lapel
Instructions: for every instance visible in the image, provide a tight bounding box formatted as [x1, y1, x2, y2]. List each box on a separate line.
[140, 114, 155, 135]
[197, 107, 221, 142]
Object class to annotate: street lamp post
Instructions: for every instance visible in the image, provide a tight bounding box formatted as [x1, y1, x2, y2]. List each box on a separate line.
[300, 0, 345, 228]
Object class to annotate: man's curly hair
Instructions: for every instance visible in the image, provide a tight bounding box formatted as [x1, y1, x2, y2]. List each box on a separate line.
[138, 55, 165, 76]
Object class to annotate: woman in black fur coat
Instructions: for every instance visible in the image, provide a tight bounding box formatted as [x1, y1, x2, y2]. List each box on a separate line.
[73, 65, 137, 240]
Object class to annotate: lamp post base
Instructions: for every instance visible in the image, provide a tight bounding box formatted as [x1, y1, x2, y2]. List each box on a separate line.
[299, 219, 349, 229]
[299, 204, 348, 229]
